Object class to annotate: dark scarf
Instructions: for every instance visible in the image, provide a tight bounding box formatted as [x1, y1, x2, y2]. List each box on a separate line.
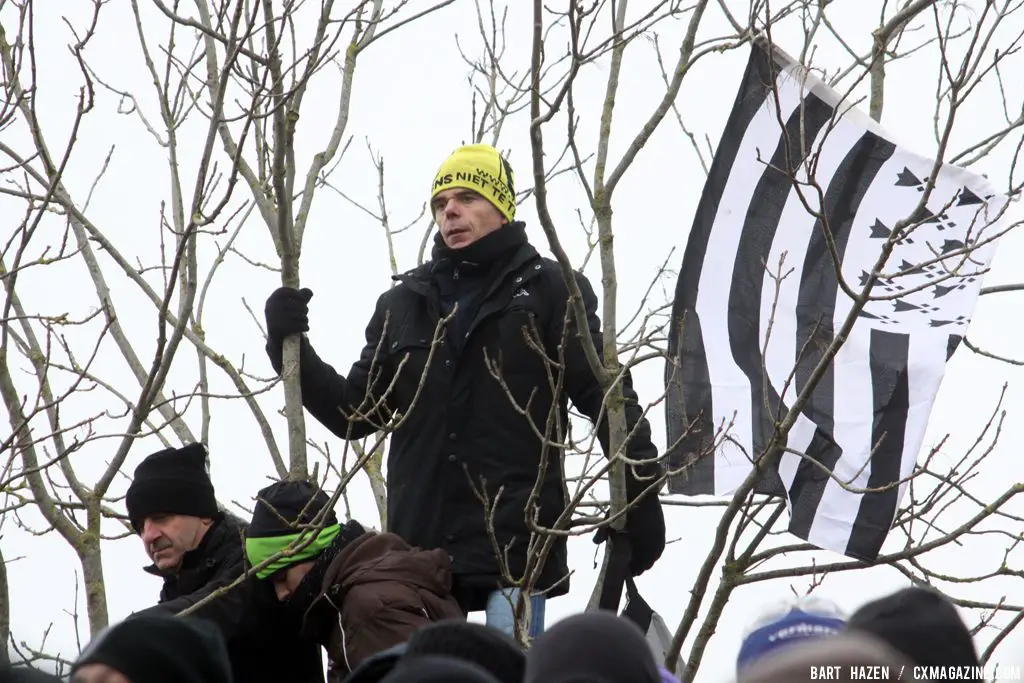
[430, 222, 528, 352]
[430, 220, 528, 266]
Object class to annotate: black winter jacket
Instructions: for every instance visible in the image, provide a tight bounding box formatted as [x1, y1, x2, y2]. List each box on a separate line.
[279, 238, 661, 611]
[133, 514, 325, 683]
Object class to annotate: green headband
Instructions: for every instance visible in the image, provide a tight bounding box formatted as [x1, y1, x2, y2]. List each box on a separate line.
[245, 522, 341, 579]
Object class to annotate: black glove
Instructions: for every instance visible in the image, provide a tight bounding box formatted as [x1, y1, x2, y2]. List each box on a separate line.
[624, 492, 665, 575]
[265, 287, 313, 341]
[264, 287, 313, 371]
[594, 489, 666, 576]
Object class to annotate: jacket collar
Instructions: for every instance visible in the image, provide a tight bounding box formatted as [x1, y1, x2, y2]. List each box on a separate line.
[391, 242, 544, 345]
[393, 241, 541, 294]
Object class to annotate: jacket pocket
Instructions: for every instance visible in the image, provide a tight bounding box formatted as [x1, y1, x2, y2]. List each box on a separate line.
[385, 329, 435, 414]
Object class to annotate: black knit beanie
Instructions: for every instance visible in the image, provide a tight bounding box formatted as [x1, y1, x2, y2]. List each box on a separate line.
[71, 613, 232, 683]
[382, 656, 500, 683]
[405, 620, 525, 683]
[249, 480, 338, 536]
[0, 666, 63, 683]
[846, 586, 980, 676]
[125, 443, 219, 533]
[245, 480, 360, 580]
[344, 643, 408, 683]
[524, 610, 661, 683]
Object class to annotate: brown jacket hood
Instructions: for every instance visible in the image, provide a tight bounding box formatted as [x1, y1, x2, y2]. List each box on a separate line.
[320, 532, 454, 598]
[301, 531, 464, 681]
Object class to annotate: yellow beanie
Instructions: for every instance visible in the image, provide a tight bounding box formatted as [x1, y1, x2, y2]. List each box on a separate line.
[431, 144, 516, 222]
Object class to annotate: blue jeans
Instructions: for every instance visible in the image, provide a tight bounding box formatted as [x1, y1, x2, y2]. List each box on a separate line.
[484, 588, 546, 639]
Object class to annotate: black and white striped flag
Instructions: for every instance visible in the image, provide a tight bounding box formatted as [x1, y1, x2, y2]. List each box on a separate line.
[664, 39, 1008, 561]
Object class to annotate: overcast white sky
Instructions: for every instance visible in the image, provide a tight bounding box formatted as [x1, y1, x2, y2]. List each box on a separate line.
[3, 1, 1024, 681]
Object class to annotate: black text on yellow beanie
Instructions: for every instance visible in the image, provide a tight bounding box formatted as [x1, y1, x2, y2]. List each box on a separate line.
[431, 144, 516, 222]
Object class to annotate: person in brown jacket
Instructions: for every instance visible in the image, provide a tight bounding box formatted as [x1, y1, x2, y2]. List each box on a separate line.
[244, 481, 465, 681]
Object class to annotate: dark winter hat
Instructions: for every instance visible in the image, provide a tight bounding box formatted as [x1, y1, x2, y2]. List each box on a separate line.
[524, 610, 661, 683]
[0, 666, 63, 683]
[245, 480, 344, 579]
[71, 613, 232, 683]
[344, 643, 408, 683]
[382, 656, 500, 683]
[125, 442, 219, 533]
[405, 620, 525, 683]
[846, 586, 980, 675]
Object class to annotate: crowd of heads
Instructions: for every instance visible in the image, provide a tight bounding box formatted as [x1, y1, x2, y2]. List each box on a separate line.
[1, 582, 987, 683]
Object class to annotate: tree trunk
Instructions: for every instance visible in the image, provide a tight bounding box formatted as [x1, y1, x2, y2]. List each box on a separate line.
[81, 505, 109, 636]
[0, 546, 9, 665]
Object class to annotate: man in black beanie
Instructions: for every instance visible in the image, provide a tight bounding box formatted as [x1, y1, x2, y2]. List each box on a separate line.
[70, 613, 232, 683]
[245, 480, 464, 681]
[125, 442, 220, 574]
[524, 610, 662, 683]
[124, 442, 324, 683]
[845, 586, 981, 680]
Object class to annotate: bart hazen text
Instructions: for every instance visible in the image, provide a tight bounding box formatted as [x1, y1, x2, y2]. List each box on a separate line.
[810, 665, 1022, 680]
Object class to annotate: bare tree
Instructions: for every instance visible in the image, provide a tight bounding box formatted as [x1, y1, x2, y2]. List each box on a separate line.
[173, 0, 455, 482]
[1, 0, 217, 636]
[3, 0, 1023, 674]
[0, 0, 452, 651]
[469, 0, 1024, 670]
[526, 0, 717, 611]
[656, 3, 1024, 677]
[0, 545, 9, 666]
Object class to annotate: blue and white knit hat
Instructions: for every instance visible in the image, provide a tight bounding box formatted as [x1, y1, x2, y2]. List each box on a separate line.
[736, 598, 846, 672]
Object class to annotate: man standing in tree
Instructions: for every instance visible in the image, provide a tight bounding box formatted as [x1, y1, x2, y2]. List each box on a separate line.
[262, 144, 666, 638]
[124, 442, 325, 682]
